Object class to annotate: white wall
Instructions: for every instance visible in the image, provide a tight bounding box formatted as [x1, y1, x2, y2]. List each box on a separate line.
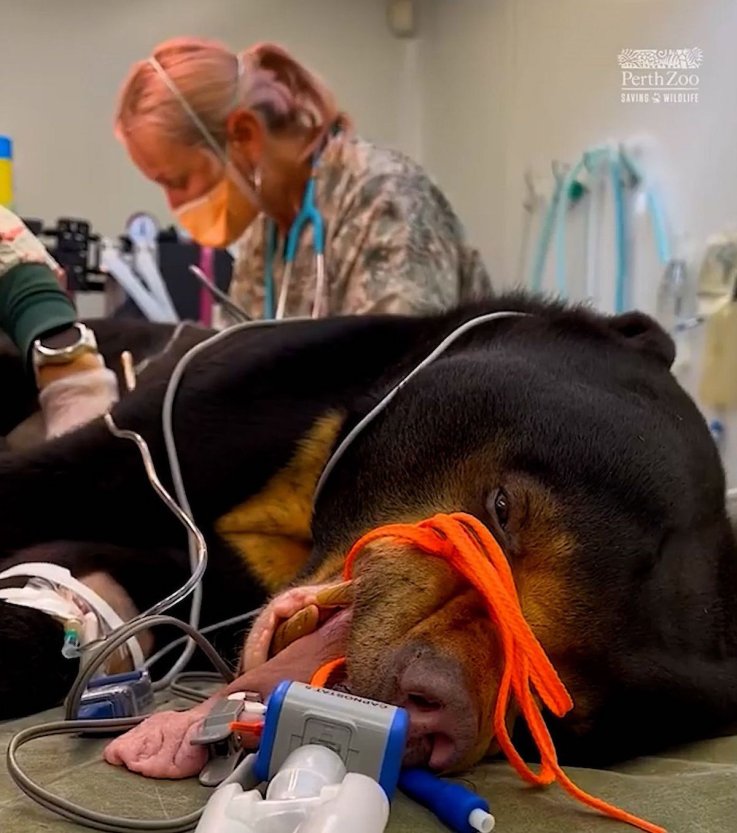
[417, 0, 508, 280]
[418, 0, 737, 486]
[3, 0, 412, 235]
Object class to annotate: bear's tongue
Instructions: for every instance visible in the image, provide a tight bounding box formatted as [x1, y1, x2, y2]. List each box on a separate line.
[224, 608, 352, 700]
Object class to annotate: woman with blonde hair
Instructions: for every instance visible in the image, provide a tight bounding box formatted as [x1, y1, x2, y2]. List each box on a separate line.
[116, 37, 491, 319]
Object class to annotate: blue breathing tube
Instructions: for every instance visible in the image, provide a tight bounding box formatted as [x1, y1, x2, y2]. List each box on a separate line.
[399, 769, 495, 833]
[608, 149, 628, 313]
[530, 145, 672, 313]
[552, 158, 587, 299]
[530, 174, 565, 294]
[529, 162, 588, 296]
[618, 148, 671, 266]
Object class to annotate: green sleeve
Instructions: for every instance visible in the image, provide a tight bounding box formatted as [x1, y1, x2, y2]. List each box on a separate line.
[0, 262, 77, 367]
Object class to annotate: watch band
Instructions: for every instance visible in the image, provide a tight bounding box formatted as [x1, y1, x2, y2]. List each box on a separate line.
[34, 352, 103, 389]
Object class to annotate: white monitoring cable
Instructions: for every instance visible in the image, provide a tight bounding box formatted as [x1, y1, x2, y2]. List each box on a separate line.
[152, 316, 312, 684]
[314, 307, 737, 507]
[144, 609, 261, 671]
[313, 311, 530, 504]
[102, 415, 207, 623]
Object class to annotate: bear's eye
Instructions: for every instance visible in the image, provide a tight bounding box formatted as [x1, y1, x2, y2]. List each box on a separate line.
[487, 488, 510, 529]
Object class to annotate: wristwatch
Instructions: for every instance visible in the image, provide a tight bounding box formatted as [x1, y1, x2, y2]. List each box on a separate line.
[32, 322, 99, 378]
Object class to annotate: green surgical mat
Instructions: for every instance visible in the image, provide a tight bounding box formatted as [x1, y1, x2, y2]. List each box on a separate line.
[2, 692, 737, 833]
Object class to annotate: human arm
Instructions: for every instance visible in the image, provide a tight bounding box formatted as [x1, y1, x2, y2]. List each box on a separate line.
[0, 207, 118, 437]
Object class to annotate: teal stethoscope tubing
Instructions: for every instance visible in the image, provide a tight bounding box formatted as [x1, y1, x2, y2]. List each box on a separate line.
[263, 154, 326, 320]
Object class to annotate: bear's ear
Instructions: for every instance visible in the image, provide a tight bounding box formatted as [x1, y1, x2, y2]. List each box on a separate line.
[608, 311, 676, 368]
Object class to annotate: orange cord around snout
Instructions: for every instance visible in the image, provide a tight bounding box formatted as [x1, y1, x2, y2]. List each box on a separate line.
[310, 512, 666, 833]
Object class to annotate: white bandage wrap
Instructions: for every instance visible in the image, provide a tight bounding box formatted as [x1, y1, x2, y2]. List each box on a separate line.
[0, 562, 144, 668]
[38, 364, 120, 439]
[0, 584, 100, 645]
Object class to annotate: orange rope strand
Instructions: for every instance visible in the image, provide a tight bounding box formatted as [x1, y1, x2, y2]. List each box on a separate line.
[310, 512, 665, 833]
[310, 656, 345, 689]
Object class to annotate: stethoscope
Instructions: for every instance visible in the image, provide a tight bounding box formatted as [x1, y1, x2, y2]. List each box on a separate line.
[263, 170, 325, 320]
[263, 133, 337, 320]
[195, 154, 327, 325]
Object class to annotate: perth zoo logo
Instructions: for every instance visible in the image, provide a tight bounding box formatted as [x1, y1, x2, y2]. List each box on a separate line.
[618, 48, 702, 104]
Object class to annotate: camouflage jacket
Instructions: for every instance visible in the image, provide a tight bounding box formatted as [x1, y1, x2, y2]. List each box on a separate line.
[229, 134, 492, 318]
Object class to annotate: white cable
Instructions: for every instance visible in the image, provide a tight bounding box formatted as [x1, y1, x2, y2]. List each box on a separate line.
[313, 311, 530, 503]
[156, 317, 311, 684]
[133, 320, 200, 376]
[168, 671, 225, 703]
[144, 608, 260, 671]
[102, 415, 208, 691]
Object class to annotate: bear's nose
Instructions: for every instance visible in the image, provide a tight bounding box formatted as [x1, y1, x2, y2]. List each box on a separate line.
[392, 644, 479, 770]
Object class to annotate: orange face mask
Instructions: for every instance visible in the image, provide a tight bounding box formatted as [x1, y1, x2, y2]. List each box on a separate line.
[146, 56, 259, 249]
[175, 166, 257, 249]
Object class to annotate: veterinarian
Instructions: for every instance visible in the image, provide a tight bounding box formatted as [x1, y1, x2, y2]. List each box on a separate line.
[0, 206, 118, 439]
[116, 38, 492, 319]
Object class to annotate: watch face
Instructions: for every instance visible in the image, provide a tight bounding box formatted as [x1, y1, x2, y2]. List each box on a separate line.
[125, 212, 160, 246]
[41, 326, 81, 350]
